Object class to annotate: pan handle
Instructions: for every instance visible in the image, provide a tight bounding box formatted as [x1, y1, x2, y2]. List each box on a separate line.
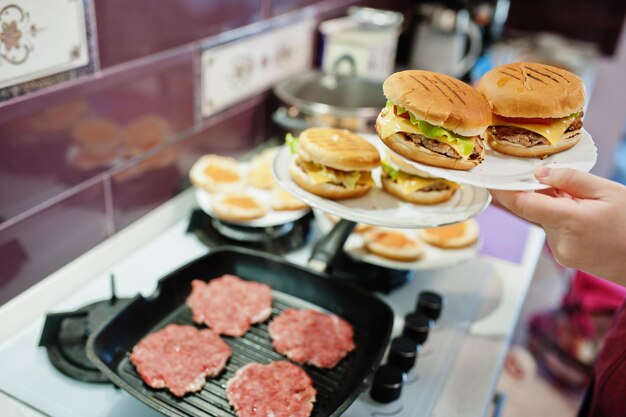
[308, 218, 356, 272]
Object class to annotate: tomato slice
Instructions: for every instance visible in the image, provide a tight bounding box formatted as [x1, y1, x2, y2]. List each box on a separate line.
[496, 115, 554, 125]
[393, 106, 410, 119]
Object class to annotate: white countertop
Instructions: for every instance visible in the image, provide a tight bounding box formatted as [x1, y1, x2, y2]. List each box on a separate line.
[0, 188, 544, 417]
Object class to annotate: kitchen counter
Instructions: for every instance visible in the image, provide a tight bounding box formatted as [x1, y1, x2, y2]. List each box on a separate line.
[0, 188, 544, 417]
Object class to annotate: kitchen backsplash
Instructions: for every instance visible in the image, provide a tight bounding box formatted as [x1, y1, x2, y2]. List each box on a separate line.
[0, 0, 410, 305]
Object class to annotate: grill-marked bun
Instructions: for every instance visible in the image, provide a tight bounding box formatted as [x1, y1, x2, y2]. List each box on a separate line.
[289, 161, 371, 200]
[298, 128, 380, 171]
[211, 193, 267, 222]
[364, 228, 424, 261]
[483, 129, 581, 158]
[419, 219, 479, 249]
[378, 129, 481, 170]
[477, 62, 584, 118]
[383, 70, 491, 137]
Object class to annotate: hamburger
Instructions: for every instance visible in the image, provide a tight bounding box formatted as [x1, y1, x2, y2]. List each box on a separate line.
[476, 62, 585, 158]
[382, 152, 459, 205]
[288, 128, 380, 200]
[376, 70, 491, 171]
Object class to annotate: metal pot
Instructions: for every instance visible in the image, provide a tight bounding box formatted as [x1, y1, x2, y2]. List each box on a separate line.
[272, 70, 387, 135]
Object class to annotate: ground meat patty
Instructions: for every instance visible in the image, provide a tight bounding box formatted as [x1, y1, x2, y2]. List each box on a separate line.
[268, 309, 355, 368]
[186, 274, 272, 337]
[405, 133, 484, 161]
[226, 361, 316, 417]
[130, 324, 231, 397]
[491, 115, 584, 147]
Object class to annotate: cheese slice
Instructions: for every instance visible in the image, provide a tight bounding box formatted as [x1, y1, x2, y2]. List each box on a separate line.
[396, 172, 458, 195]
[300, 160, 371, 189]
[491, 114, 576, 146]
[378, 110, 474, 160]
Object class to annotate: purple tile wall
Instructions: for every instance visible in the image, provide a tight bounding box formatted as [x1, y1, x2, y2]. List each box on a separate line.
[110, 94, 268, 230]
[0, 49, 194, 223]
[94, 0, 263, 68]
[0, 182, 107, 305]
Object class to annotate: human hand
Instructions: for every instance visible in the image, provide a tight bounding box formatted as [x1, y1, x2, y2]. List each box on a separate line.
[490, 167, 626, 285]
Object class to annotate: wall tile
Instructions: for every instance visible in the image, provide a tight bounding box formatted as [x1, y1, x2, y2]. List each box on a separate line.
[0, 49, 194, 224]
[110, 94, 267, 231]
[0, 0, 95, 100]
[93, 0, 263, 68]
[271, 0, 324, 16]
[0, 181, 107, 305]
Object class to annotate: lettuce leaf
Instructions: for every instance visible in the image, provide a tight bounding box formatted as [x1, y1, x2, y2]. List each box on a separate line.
[381, 161, 399, 181]
[285, 133, 299, 154]
[342, 171, 361, 190]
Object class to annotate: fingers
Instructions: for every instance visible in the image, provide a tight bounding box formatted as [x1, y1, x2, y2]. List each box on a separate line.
[489, 189, 569, 225]
[534, 167, 612, 199]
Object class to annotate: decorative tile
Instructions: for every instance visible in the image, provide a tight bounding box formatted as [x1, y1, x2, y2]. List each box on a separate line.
[110, 94, 267, 231]
[0, 0, 93, 99]
[0, 49, 194, 224]
[0, 181, 107, 306]
[93, 0, 262, 68]
[201, 18, 315, 118]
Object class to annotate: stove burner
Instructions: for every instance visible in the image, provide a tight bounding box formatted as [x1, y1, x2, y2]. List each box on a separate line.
[38, 276, 130, 383]
[188, 209, 312, 254]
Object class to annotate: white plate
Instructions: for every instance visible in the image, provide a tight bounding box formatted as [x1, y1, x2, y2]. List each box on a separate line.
[374, 128, 597, 191]
[273, 139, 491, 229]
[195, 162, 309, 227]
[314, 211, 479, 270]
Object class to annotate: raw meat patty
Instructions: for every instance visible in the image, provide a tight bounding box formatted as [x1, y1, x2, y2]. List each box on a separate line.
[268, 309, 356, 368]
[186, 274, 272, 337]
[226, 361, 316, 417]
[130, 324, 231, 397]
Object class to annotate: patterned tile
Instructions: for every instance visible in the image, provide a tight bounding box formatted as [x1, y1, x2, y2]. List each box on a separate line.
[0, 49, 194, 224]
[0, 0, 95, 100]
[93, 0, 262, 68]
[110, 94, 267, 231]
[0, 181, 107, 305]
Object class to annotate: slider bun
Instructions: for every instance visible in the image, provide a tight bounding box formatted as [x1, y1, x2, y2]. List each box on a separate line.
[419, 219, 479, 249]
[299, 127, 380, 171]
[271, 188, 308, 211]
[211, 193, 267, 222]
[190, 154, 245, 193]
[383, 70, 491, 137]
[381, 176, 456, 205]
[477, 62, 585, 118]
[377, 124, 481, 171]
[289, 160, 372, 200]
[364, 228, 424, 261]
[484, 129, 581, 158]
[248, 147, 278, 189]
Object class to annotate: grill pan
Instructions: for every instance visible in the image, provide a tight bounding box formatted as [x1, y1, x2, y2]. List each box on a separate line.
[86, 244, 393, 417]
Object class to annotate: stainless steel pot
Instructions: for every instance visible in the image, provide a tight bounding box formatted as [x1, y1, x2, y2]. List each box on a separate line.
[272, 70, 387, 135]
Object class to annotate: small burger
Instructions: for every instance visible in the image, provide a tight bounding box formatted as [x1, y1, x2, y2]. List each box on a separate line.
[288, 128, 380, 200]
[477, 62, 585, 158]
[381, 152, 459, 205]
[419, 219, 479, 249]
[376, 70, 491, 171]
[363, 227, 424, 262]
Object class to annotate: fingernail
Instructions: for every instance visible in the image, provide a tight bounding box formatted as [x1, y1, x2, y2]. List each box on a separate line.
[535, 166, 550, 179]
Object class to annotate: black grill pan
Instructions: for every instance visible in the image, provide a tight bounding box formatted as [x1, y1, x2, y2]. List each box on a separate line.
[87, 246, 393, 417]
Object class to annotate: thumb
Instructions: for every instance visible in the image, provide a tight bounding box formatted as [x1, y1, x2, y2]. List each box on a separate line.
[535, 167, 610, 199]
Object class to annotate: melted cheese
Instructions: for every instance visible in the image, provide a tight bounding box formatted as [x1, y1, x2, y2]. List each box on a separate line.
[301, 161, 372, 189]
[378, 110, 473, 160]
[395, 172, 458, 195]
[491, 114, 575, 146]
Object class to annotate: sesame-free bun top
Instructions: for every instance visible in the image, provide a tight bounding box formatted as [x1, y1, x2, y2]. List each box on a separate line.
[298, 127, 380, 171]
[477, 62, 585, 118]
[383, 70, 491, 137]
